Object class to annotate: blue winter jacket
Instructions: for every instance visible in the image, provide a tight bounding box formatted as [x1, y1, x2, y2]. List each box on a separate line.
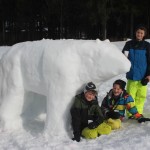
[122, 40, 150, 80]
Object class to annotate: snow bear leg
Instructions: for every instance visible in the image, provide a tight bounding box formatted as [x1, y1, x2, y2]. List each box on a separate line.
[0, 87, 24, 130]
[44, 84, 74, 136]
[0, 58, 24, 130]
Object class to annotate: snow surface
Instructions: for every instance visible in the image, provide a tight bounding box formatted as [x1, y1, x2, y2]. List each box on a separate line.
[0, 39, 150, 150]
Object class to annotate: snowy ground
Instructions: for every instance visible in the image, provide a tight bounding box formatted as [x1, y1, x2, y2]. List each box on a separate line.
[0, 40, 150, 150]
[1, 74, 150, 150]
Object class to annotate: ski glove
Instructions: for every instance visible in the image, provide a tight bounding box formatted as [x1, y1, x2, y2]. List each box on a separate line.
[141, 78, 149, 86]
[72, 133, 80, 142]
[72, 136, 80, 142]
[106, 111, 120, 119]
[88, 121, 99, 129]
[138, 117, 150, 123]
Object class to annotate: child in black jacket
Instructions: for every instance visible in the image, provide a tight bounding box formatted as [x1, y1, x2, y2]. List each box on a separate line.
[70, 82, 111, 142]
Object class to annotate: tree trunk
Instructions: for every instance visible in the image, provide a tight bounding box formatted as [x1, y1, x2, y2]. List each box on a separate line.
[130, 12, 134, 38]
[101, 16, 107, 40]
[2, 21, 5, 44]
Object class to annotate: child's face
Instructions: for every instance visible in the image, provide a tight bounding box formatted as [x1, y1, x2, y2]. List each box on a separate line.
[84, 91, 96, 101]
[112, 84, 123, 96]
[136, 29, 145, 41]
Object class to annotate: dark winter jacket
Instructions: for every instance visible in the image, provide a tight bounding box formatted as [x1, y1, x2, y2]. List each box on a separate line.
[122, 40, 150, 80]
[70, 92, 104, 138]
[101, 89, 142, 120]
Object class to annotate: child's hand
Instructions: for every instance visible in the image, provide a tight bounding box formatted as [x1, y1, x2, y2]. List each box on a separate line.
[88, 121, 98, 129]
[138, 117, 150, 123]
[146, 76, 150, 81]
[106, 111, 120, 119]
[141, 78, 149, 86]
[72, 137, 80, 142]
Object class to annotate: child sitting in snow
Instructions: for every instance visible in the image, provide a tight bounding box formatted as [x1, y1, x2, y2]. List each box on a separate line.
[101, 79, 149, 125]
[70, 82, 112, 142]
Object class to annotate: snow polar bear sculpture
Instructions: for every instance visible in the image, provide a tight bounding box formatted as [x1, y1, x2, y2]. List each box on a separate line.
[0, 39, 130, 136]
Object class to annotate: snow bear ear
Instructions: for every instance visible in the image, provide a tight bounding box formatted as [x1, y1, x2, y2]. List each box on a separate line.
[96, 39, 101, 43]
[104, 39, 110, 42]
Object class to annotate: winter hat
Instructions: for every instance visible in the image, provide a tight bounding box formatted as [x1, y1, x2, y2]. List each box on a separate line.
[84, 82, 97, 94]
[113, 79, 126, 90]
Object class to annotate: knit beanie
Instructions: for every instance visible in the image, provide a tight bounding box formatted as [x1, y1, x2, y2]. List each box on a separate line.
[113, 79, 126, 90]
[84, 82, 97, 94]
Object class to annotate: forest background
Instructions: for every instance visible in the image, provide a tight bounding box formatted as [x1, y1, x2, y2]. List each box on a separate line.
[0, 0, 150, 45]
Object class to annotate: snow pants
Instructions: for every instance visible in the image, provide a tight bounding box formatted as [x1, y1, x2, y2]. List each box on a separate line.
[126, 80, 147, 116]
[81, 119, 121, 139]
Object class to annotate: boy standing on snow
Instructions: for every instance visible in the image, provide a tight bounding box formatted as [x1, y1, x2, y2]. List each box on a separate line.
[101, 79, 149, 123]
[70, 82, 111, 142]
[122, 25, 150, 118]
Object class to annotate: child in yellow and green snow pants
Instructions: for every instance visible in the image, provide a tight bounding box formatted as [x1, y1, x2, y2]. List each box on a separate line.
[122, 25, 150, 117]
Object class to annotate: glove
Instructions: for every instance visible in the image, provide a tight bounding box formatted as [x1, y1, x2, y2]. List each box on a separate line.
[72, 135, 80, 142]
[106, 111, 120, 119]
[141, 78, 149, 86]
[138, 117, 150, 123]
[72, 137, 80, 142]
[88, 121, 99, 129]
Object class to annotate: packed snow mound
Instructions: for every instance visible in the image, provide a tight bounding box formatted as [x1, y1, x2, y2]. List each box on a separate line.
[0, 39, 131, 136]
[0, 46, 10, 59]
